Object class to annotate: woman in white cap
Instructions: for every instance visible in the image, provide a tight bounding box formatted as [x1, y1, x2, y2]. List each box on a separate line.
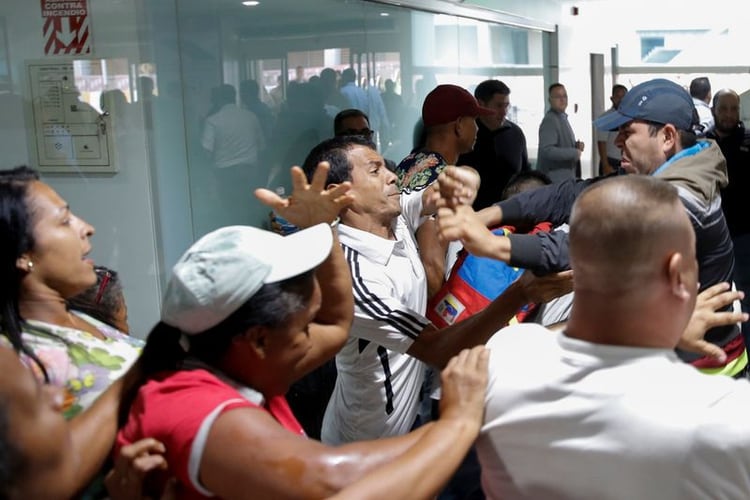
[114, 164, 490, 500]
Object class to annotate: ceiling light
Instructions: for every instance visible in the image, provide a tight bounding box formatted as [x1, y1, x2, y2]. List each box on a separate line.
[242, 1, 260, 6]
[380, 12, 390, 16]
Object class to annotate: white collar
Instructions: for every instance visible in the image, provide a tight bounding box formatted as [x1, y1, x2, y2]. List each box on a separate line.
[337, 222, 402, 266]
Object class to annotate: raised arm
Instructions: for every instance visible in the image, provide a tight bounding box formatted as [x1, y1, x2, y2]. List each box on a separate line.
[437, 204, 571, 274]
[256, 163, 355, 378]
[439, 166, 588, 229]
[428, 165, 480, 213]
[64, 361, 143, 497]
[416, 220, 449, 300]
[201, 347, 488, 500]
[418, 166, 480, 298]
[408, 269, 573, 368]
[437, 204, 512, 262]
[201, 400, 431, 499]
[329, 346, 489, 500]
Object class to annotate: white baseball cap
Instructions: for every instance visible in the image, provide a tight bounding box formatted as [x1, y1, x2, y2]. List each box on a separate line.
[161, 223, 332, 334]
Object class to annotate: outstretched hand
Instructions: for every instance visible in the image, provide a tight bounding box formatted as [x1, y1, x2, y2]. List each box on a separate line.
[517, 269, 574, 305]
[255, 162, 354, 229]
[105, 438, 176, 500]
[439, 345, 490, 427]
[678, 282, 747, 363]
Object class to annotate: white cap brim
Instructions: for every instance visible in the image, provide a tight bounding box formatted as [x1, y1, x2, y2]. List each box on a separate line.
[261, 222, 333, 283]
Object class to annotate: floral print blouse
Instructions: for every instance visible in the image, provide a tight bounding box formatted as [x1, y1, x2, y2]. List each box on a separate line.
[395, 150, 447, 193]
[2, 311, 142, 419]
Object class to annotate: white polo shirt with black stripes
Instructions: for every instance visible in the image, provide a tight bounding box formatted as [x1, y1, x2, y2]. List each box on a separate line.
[321, 191, 431, 444]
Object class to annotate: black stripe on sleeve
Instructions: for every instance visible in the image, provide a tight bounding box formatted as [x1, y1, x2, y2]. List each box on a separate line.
[343, 245, 427, 340]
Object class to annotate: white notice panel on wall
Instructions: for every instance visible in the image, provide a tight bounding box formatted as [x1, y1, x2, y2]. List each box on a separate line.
[26, 61, 114, 173]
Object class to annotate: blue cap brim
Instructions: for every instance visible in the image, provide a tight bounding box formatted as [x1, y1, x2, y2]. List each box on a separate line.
[593, 110, 632, 132]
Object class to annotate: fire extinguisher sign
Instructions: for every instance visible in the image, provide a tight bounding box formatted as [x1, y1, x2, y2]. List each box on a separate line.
[41, 0, 92, 56]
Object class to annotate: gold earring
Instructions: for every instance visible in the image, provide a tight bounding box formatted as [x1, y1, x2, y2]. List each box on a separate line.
[27, 261, 34, 272]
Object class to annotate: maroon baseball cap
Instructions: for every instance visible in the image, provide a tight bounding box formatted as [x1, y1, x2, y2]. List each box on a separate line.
[422, 84, 495, 127]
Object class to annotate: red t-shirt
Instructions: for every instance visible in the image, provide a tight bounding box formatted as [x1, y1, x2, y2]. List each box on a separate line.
[116, 368, 305, 499]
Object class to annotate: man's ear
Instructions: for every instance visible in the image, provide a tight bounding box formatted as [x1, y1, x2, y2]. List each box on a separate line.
[661, 124, 679, 153]
[667, 252, 691, 301]
[454, 117, 463, 136]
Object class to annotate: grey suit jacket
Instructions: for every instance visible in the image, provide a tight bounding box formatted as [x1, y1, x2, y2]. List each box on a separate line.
[537, 109, 578, 182]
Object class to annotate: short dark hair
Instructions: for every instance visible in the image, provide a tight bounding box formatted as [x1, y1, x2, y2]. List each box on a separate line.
[501, 171, 552, 201]
[333, 109, 370, 136]
[689, 77, 711, 100]
[474, 79, 510, 103]
[239, 79, 260, 104]
[612, 84, 628, 95]
[646, 121, 697, 148]
[320, 68, 338, 88]
[548, 83, 565, 95]
[570, 175, 684, 292]
[302, 136, 376, 186]
[212, 84, 236, 106]
[341, 68, 357, 85]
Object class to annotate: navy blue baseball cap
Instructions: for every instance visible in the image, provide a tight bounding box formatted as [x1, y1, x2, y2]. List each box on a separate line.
[594, 79, 699, 132]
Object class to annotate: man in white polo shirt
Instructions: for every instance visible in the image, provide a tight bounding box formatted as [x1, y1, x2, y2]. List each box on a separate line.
[300, 135, 573, 445]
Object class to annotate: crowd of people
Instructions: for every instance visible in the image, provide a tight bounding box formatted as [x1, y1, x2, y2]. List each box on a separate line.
[2, 72, 750, 500]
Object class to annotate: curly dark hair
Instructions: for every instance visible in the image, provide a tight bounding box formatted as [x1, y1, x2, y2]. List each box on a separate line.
[68, 265, 127, 333]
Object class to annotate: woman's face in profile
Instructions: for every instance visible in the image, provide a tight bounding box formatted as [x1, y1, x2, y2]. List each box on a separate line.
[21, 181, 97, 299]
[261, 278, 322, 394]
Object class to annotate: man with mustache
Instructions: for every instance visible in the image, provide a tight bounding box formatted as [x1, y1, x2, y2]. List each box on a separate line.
[438, 78, 745, 377]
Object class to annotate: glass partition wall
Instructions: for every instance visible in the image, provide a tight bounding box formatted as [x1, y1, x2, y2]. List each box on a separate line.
[168, 0, 547, 237]
[0, 0, 548, 336]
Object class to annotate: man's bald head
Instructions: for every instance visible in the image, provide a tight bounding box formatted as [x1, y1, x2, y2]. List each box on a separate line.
[570, 176, 696, 296]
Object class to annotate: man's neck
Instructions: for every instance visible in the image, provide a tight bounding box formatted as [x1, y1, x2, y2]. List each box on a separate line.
[342, 213, 395, 240]
[479, 116, 503, 132]
[564, 292, 678, 349]
[424, 136, 458, 165]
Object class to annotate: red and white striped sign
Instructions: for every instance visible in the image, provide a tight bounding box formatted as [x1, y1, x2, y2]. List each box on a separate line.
[41, 0, 92, 55]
